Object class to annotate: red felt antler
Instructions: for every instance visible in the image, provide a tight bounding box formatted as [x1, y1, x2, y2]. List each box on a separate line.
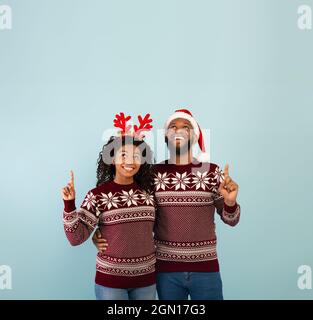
[134, 114, 153, 137]
[113, 112, 132, 133]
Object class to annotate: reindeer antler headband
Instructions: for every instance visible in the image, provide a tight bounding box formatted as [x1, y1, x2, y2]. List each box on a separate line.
[113, 112, 153, 139]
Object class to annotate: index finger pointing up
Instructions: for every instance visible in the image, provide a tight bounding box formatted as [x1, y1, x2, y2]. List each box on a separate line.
[70, 170, 74, 186]
[223, 163, 229, 178]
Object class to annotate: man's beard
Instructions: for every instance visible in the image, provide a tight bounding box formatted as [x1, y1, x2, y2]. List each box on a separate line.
[175, 140, 191, 156]
[165, 137, 192, 157]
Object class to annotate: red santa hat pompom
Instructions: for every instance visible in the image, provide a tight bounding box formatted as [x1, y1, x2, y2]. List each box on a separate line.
[164, 109, 210, 163]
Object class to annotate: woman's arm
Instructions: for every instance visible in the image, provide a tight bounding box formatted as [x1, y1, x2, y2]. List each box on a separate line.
[62, 171, 99, 246]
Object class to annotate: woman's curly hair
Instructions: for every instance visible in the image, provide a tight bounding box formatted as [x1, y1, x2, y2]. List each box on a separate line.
[96, 135, 155, 192]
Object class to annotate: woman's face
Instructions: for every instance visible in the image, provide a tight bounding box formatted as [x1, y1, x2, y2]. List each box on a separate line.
[113, 144, 141, 178]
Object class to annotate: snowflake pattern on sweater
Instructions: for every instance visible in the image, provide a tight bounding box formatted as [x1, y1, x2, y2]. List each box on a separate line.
[154, 165, 224, 192]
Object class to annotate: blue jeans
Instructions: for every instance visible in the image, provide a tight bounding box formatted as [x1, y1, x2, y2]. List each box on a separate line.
[95, 283, 156, 300]
[156, 272, 223, 300]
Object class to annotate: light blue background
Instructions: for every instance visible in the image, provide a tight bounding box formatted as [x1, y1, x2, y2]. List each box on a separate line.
[1, 0, 312, 299]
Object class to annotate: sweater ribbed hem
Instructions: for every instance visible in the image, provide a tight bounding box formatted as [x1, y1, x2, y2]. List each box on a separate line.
[155, 259, 219, 273]
[95, 271, 156, 289]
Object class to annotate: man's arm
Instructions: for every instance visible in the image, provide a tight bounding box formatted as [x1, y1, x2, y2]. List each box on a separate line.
[213, 193, 241, 227]
[213, 164, 241, 227]
[92, 228, 108, 252]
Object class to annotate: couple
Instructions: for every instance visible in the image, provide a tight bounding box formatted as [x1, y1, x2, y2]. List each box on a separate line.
[62, 109, 241, 300]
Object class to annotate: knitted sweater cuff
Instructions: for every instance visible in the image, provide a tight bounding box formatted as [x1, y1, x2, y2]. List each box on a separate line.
[223, 202, 238, 213]
[63, 199, 76, 213]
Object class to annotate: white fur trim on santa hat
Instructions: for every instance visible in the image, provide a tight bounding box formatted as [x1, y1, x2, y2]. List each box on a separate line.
[164, 111, 200, 138]
[196, 152, 210, 163]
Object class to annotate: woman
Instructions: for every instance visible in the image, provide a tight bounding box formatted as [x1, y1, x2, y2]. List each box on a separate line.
[62, 113, 157, 300]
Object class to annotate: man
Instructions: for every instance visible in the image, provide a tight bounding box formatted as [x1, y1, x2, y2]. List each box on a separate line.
[94, 109, 240, 300]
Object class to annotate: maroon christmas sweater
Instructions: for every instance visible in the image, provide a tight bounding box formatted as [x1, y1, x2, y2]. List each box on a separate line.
[153, 160, 241, 273]
[63, 180, 156, 288]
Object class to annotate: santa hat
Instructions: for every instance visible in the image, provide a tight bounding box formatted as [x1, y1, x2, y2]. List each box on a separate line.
[164, 109, 210, 163]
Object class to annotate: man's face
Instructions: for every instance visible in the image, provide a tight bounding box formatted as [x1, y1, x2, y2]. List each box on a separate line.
[166, 118, 195, 155]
